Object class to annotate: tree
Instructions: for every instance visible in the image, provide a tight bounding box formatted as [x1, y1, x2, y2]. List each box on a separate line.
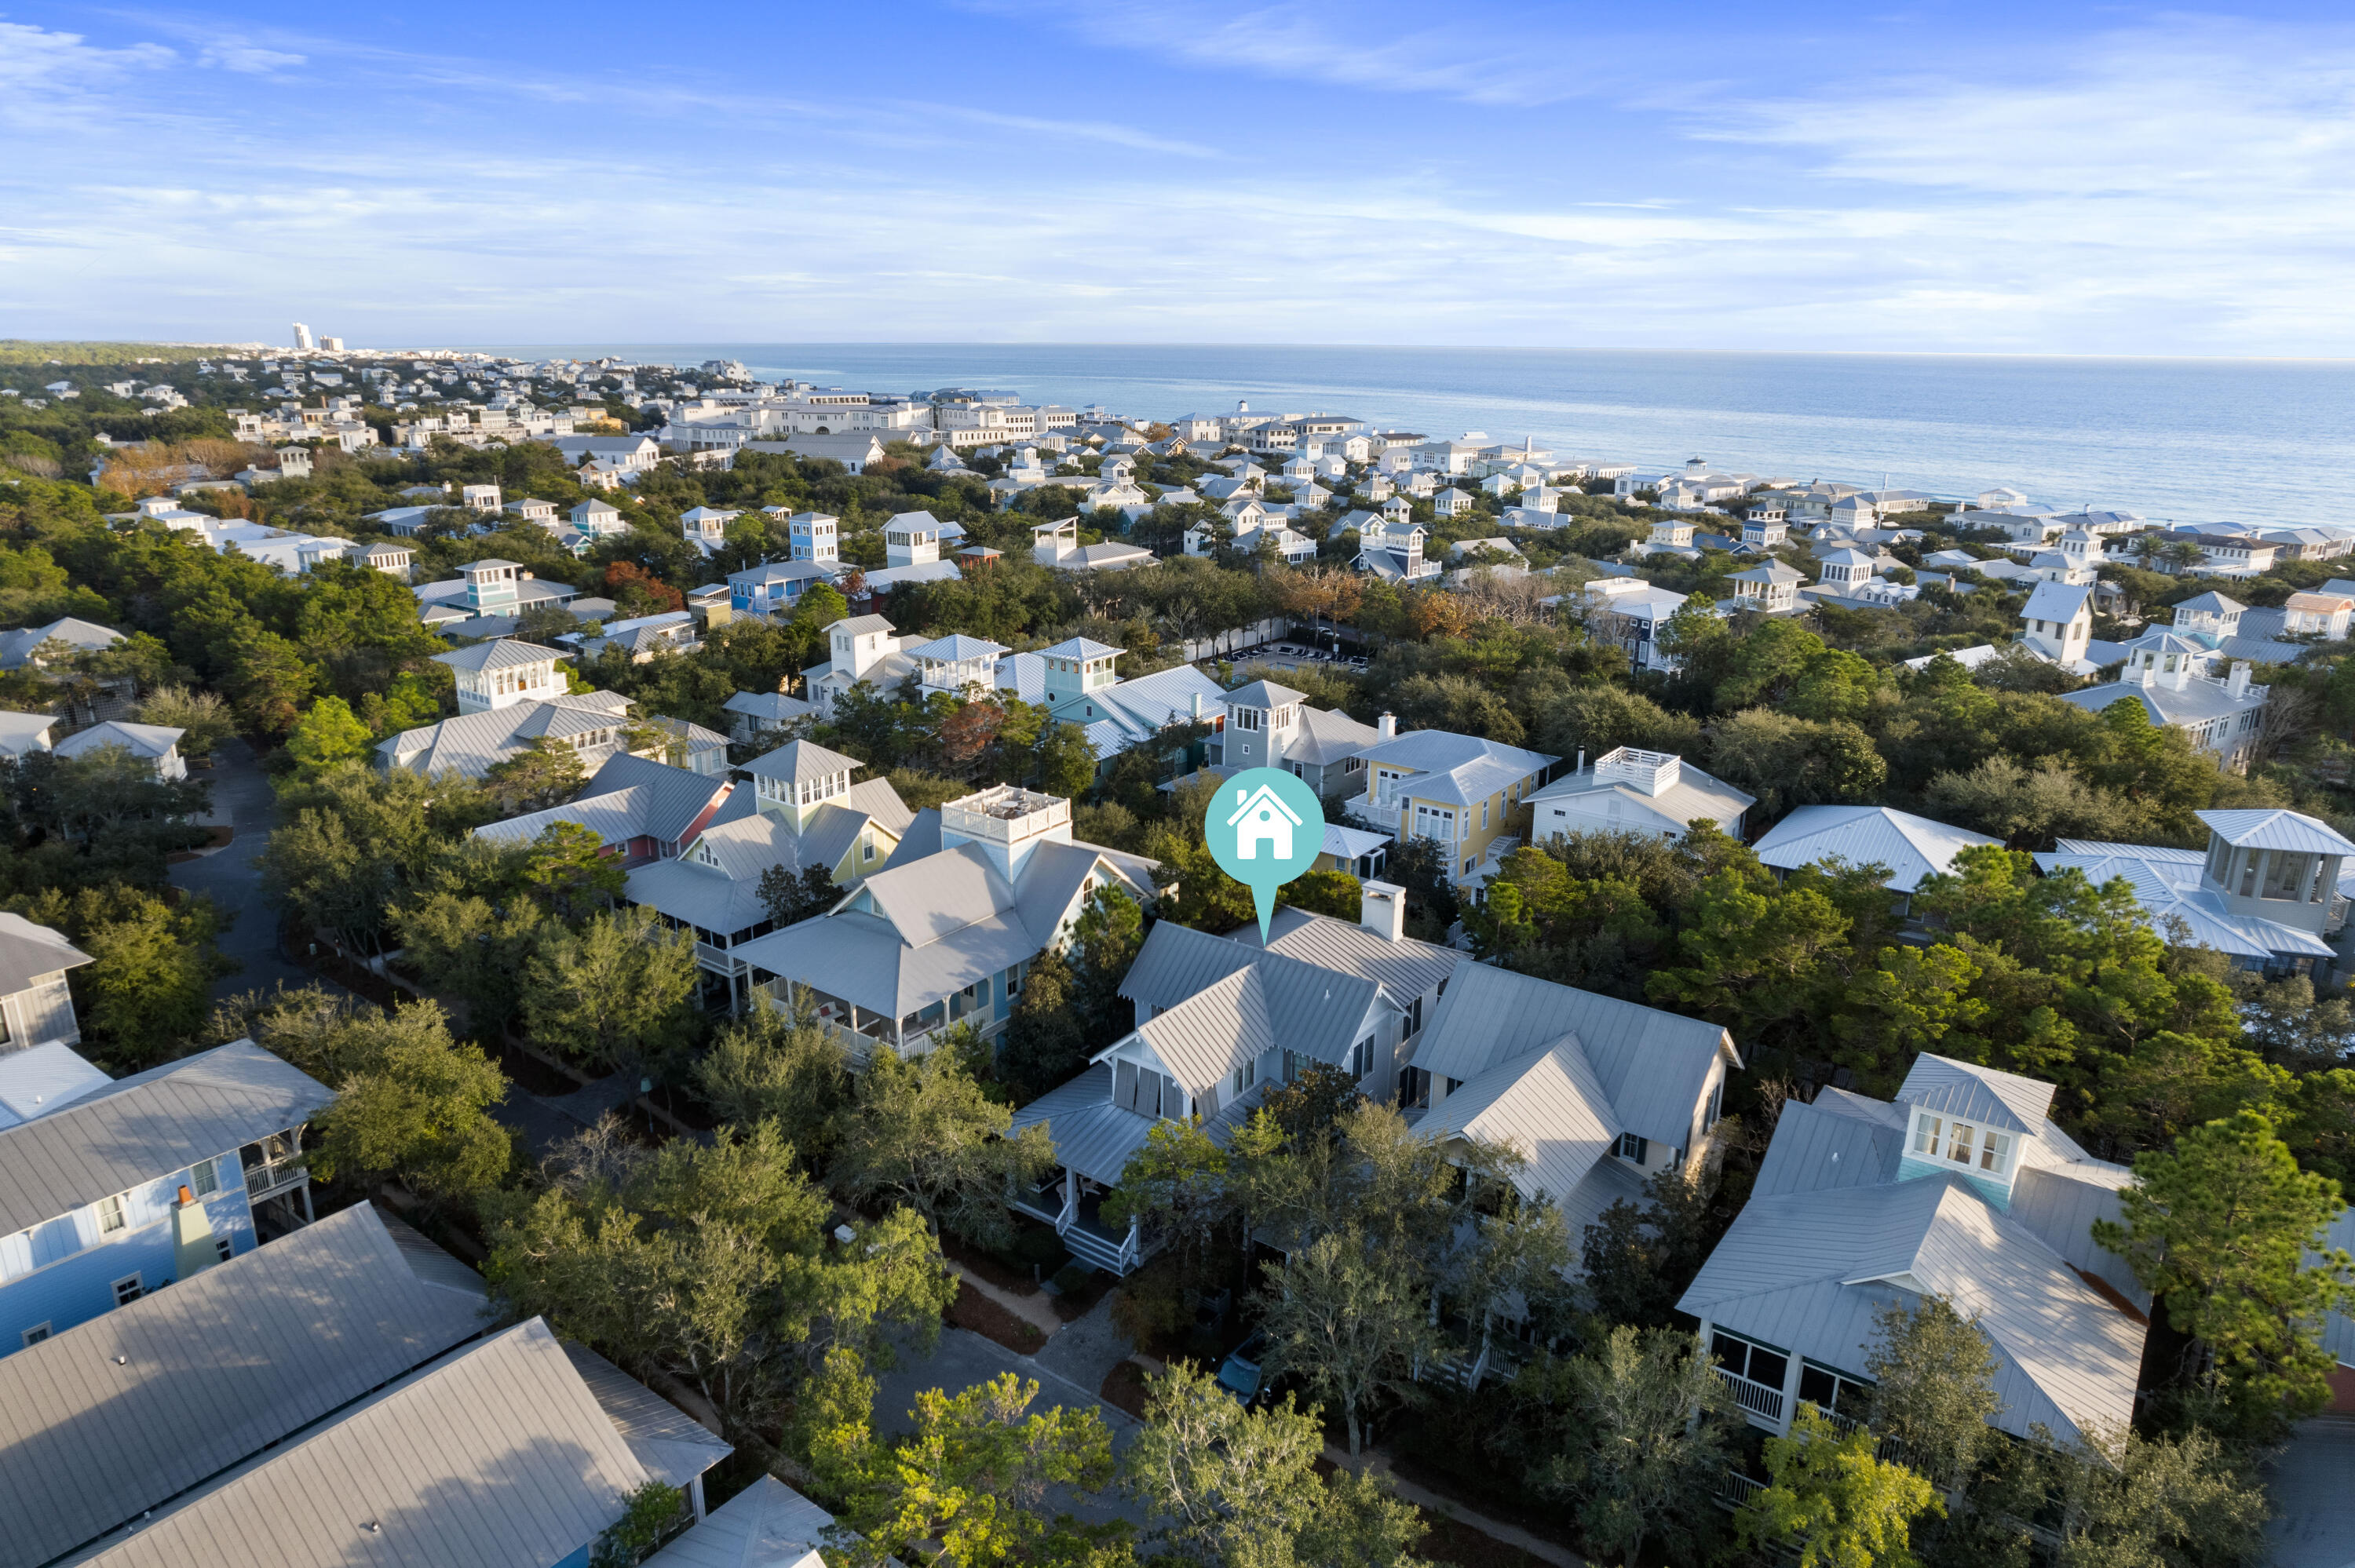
[2044, 1422, 2270, 1568]
[17, 884, 233, 1069]
[1863, 1296, 2001, 1493]
[483, 737, 586, 816]
[999, 945, 1088, 1101]
[2093, 1107, 2355, 1431]
[283, 695, 375, 774]
[590, 1481, 686, 1567]
[1283, 868, 1362, 921]
[524, 819, 625, 920]
[758, 861, 840, 927]
[394, 888, 550, 1037]
[135, 684, 234, 758]
[692, 992, 850, 1158]
[1531, 1326, 1738, 1568]
[1121, 1361, 1431, 1568]
[1067, 884, 1145, 1049]
[520, 907, 699, 1076]
[816, 1372, 1123, 1568]
[1257, 1224, 1433, 1454]
[1735, 1405, 1942, 1568]
[1580, 1166, 1718, 1330]
[1032, 720, 1097, 799]
[310, 1018, 513, 1202]
[828, 1045, 1055, 1248]
[1102, 1118, 1232, 1278]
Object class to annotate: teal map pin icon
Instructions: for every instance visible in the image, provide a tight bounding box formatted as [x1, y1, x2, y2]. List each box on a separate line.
[1203, 767, 1327, 941]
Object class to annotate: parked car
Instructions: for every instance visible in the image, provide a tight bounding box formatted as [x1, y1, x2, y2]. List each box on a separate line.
[1218, 1330, 1266, 1405]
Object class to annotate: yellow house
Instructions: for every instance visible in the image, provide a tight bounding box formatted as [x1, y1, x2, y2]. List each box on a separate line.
[1352, 719, 1557, 887]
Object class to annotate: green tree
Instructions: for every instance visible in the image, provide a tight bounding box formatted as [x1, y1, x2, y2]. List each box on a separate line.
[1102, 1118, 1232, 1278]
[1735, 1405, 1943, 1568]
[758, 861, 840, 927]
[310, 1016, 513, 1203]
[16, 884, 234, 1069]
[2093, 1108, 2355, 1431]
[483, 736, 586, 815]
[524, 819, 625, 921]
[2045, 1422, 2270, 1568]
[999, 946, 1088, 1101]
[520, 906, 699, 1076]
[692, 992, 850, 1158]
[1580, 1166, 1718, 1331]
[590, 1480, 686, 1567]
[1863, 1296, 2001, 1493]
[1257, 1223, 1433, 1455]
[1032, 720, 1098, 799]
[1067, 884, 1145, 1048]
[394, 887, 550, 1037]
[1532, 1325, 1738, 1568]
[283, 695, 375, 774]
[134, 684, 234, 758]
[828, 1045, 1055, 1248]
[1283, 868, 1362, 921]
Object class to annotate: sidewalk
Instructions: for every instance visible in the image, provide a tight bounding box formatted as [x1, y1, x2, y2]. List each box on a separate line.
[953, 1264, 1064, 1340]
[1327, 1448, 1584, 1568]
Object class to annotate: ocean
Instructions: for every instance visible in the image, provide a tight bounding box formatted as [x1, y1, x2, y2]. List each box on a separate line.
[479, 345, 2355, 530]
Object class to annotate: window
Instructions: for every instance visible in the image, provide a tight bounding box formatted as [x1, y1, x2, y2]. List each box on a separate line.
[190, 1158, 219, 1198]
[111, 1274, 143, 1307]
[1233, 1056, 1257, 1096]
[1912, 1114, 1943, 1157]
[1979, 1129, 2015, 1176]
[214, 1237, 234, 1264]
[21, 1323, 49, 1347]
[97, 1194, 127, 1234]
[1797, 1362, 1874, 1421]
[863, 839, 875, 862]
[1711, 1331, 1788, 1391]
[1481, 800, 1490, 830]
[2262, 851, 2315, 903]
[1234, 707, 1262, 732]
[1944, 1121, 1977, 1165]
[1616, 1132, 1649, 1163]
[1349, 1038, 1373, 1078]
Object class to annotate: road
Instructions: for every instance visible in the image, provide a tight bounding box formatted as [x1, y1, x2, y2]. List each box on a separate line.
[167, 738, 322, 1003]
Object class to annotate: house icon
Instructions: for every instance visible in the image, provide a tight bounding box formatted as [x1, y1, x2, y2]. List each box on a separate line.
[1226, 782, 1303, 861]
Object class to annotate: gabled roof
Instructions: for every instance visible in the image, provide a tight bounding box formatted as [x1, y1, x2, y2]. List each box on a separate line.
[378, 691, 633, 779]
[2195, 808, 2355, 855]
[643, 1475, 836, 1568]
[1416, 1037, 1619, 1205]
[64, 1318, 661, 1568]
[1225, 679, 1306, 708]
[0, 1205, 488, 1568]
[725, 689, 814, 723]
[2034, 841, 2333, 959]
[1115, 920, 1386, 1085]
[0, 910, 93, 994]
[1896, 1053, 2053, 1133]
[2020, 581, 2093, 623]
[1350, 728, 1558, 808]
[1751, 805, 2000, 894]
[745, 737, 863, 783]
[1252, 909, 1459, 1001]
[431, 638, 564, 673]
[0, 1041, 332, 1235]
[829, 614, 896, 636]
[1411, 961, 1734, 1151]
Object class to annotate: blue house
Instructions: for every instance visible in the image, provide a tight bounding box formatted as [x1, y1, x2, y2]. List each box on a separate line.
[0, 1038, 333, 1354]
[728, 558, 840, 617]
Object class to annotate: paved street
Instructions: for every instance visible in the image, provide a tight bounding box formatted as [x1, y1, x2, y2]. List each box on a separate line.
[2266, 1413, 2355, 1568]
[167, 739, 321, 1002]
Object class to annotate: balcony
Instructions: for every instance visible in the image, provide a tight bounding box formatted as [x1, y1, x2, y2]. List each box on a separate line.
[1716, 1367, 1787, 1424]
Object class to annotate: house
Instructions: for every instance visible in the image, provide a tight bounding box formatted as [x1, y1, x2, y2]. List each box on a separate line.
[1352, 720, 1557, 886]
[723, 688, 813, 746]
[1524, 748, 1751, 843]
[2019, 580, 2095, 671]
[0, 1204, 495, 1568]
[643, 1475, 841, 1568]
[357, 542, 412, 577]
[503, 496, 558, 525]
[2280, 591, 2355, 640]
[473, 753, 735, 865]
[0, 1039, 332, 1354]
[2171, 589, 2243, 645]
[1579, 580, 1709, 673]
[1046, 650, 1227, 776]
[681, 505, 739, 556]
[51, 720, 186, 781]
[1726, 560, 1805, 614]
[1315, 821, 1393, 879]
[741, 432, 889, 472]
[565, 609, 700, 664]
[432, 638, 570, 714]
[1214, 679, 1381, 798]
[802, 614, 916, 717]
[1010, 888, 1459, 1271]
[2035, 808, 2355, 975]
[460, 483, 501, 512]
[0, 710, 57, 760]
[570, 497, 626, 537]
[378, 685, 725, 780]
[0, 616, 122, 672]
[57, 1316, 728, 1568]
[1680, 1055, 2147, 1449]
[1753, 805, 2002, 913]
[1433, 487, 1473, 517]
[0, 913, 93, 1067]
[1355, 520, 1440, 583]
[785, 510, 840, 562]
[1812, 546, 1881, 593]
[551, 433, 664, 476]
[736, 785, 1157, 1061]
[627, 742, 915, 1014]
[412, 557, 582, 626]
[1033, 517, 1155, 571]
[728, 559, 838, 618]
[2057, 650, 2267, 770]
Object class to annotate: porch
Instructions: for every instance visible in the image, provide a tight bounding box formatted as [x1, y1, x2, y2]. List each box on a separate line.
[1011, 1168, 1145, 1276]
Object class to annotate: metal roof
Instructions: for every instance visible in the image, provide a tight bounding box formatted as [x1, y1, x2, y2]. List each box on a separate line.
[0, 910, 93, 994]
[1039, 636, 1122, 659]
[745, 738, 863, 783]
[2034, 844, 2335, 959]
[432, 638, 566, 673]
[52, 720, 182, 761]
[1126, 969, 1272, 1095]
[907, 633, 1008, 662]
[61, 1318, 653, 1568]
[1415, 1038, 1618, 1205]
[1412, 961, 1733, 1151]
[643, 1475, 834, 1568]
[724, 691, 814, 722]
[1751, 805, 2000, 894]
[1349, 729, 1558, 809]
[1896, 1053, 2054, 1133]
[377, 691, 635, 780]
[2195, 808, 2355, 855]
[562, 1343, 732, 1489]
[1224, 680, 1306, 708]
[1527, 760, 1752, 842]
[0, 1205, 489, 1568]
[2020, 580, 2092, 623]
[1255, 911, 1458, 1005]
[1752, 1097, 1906, 1199]
[0, 1040, 332, 1236]
[1009, 1066, 1161, 1187]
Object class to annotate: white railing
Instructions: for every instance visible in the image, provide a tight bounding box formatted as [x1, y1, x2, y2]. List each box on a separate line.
[246, 1157, 308, 1199]
[1717, 1471, 1767, 1510]
[1717, 1368, 1786, 1424]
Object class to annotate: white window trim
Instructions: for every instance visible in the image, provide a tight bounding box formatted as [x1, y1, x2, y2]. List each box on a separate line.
[111, 1272, 143, 1307]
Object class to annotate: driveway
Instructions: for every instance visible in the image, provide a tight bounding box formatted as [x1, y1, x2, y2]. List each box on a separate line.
[871, 1296, 1148, 1535]
[169, 738, 320, 1002]
[2266, 1413, 2355, 1568]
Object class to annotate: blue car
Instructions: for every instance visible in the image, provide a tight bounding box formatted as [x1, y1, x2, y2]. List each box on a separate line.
[1218, 1331, 1267, 1404]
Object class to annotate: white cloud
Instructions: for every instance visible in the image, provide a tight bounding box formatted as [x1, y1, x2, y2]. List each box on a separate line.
[196, 45, 308, 73]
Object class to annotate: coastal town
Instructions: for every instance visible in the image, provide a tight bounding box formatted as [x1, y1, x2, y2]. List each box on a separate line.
[0, 337, 2348, 1568]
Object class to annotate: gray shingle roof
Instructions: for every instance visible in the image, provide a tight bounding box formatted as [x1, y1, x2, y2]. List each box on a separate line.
[0, 1041, 332, 1236]
[1411, 961, 1733, 1151]
[0, 1205, 489, 1568]
[61, 1318, 653, 1568]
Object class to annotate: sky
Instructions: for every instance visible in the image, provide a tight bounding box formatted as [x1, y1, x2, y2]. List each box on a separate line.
[3, 2, 2353, 355]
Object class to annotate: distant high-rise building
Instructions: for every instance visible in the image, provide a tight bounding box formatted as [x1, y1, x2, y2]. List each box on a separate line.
[292, 323, 315, 350]
[319, 336, 345, 352]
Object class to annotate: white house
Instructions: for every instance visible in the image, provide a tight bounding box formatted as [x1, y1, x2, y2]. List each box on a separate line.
[1524, 748, 1751, 843]
[53, 720, 187, 781]
[2019, 580, 2095, 671]
[1753, 804, 2003, 913]
[884, 512, 943, 567]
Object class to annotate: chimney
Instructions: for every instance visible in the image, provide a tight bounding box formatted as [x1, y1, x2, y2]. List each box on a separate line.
[171, 1183, 221, 1281]
[1377, 713, 1397, 741]
[1191, 691, 1203, 719]
[2229, 661, 2251, 698]
[1575, 749, 1585, 775]
[1360, 879, 1408, 942]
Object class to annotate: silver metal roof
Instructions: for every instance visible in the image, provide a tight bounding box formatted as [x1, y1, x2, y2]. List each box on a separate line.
[744, 738, 863, 783]
[0, 1205, 489, 1568]
[432, 638, 566, 673]
[643, 1475, 834, 1568]
[1751, 804, 1999, 894]
[0, 1040, 332, 1235]
[0, 910, 93, 994]
[562, 1343, 732, 1489]
[1348, 729, 1558, 809]
[1412, 962, 1733, 1152]
[1417, 1038, 1617, 1205]
[1251, 911, 1459, 1004]
[1895, 1053, 2053, 1133]
[63, 1318, 652, 1568]
[2196, 808, 2355, 855]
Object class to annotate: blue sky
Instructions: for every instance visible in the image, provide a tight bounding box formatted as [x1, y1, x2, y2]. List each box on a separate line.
[3, 2, 2352, 354]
